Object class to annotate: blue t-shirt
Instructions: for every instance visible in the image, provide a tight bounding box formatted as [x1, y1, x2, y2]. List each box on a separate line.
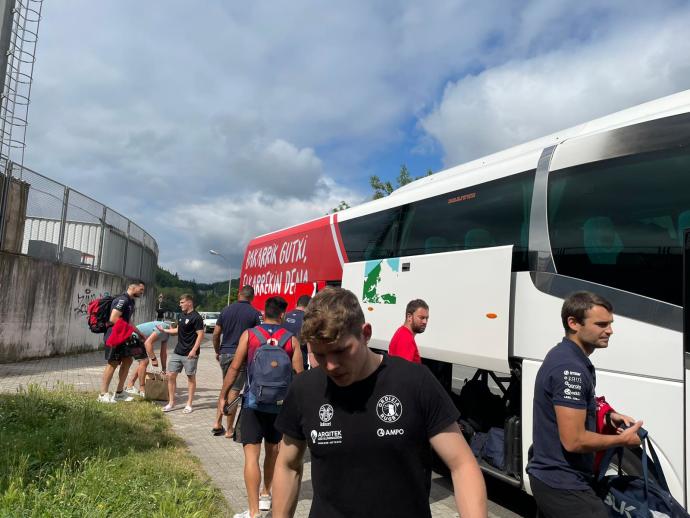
[527, 338, 597, 490]
[217, 300, 262, 354]
[136, 321, 170, 338]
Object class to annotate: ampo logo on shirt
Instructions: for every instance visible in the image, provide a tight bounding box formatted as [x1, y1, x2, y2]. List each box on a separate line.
[376, 395, 402, 423]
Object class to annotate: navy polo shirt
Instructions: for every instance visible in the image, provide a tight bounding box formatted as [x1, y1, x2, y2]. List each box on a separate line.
[282, 309, 304, 342]
[527, 337, 597, 490]
[217, 300, 262, 354]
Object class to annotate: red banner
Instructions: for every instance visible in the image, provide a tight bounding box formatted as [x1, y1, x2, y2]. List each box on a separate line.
[240, 215, 344, 311]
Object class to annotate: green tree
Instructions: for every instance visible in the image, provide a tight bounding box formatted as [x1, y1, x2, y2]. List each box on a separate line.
[370, 164, 434, 200]
[329, 200, 351, 213]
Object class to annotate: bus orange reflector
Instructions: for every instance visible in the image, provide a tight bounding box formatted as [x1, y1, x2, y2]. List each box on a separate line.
[486, 313, 497, 319]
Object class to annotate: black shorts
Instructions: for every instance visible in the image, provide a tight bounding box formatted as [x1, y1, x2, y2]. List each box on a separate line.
[529, 475, 608, 518]
[240, 408, 282, 445]
[104, 344, 129, 363]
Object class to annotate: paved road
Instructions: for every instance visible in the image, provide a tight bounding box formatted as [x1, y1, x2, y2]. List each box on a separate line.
[0, 337, 536, 517]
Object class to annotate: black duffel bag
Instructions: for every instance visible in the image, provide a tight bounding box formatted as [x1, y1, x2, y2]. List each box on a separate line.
[596, 427, 689, 517]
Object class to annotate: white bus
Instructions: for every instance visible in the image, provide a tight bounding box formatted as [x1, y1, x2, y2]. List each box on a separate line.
[239, 89, 690, 505]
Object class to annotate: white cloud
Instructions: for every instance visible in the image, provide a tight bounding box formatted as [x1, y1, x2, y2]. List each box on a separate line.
[17, 1, 690, 282]
[160, 176, 362, 282]
[420, 7, 690, 166]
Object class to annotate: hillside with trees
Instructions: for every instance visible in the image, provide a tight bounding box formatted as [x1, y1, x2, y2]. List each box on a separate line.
[155, 266, 239, 312]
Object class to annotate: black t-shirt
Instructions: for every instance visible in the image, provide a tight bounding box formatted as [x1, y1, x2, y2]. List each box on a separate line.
[174, 311, 204, 355]
[275, 355, 459, 518]
[103, 293, 135, 343]
[526, 338, 597, 490]
[217, 300, 262, 354]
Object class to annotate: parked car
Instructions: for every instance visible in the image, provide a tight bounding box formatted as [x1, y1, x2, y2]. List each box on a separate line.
[200, 312, 220, 333]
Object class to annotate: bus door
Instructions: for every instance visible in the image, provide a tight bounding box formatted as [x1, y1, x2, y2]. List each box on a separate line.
[341, 245, 513, 373]
[683, 229, 690, 508]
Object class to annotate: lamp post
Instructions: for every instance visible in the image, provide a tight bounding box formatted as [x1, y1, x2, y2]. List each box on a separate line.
[209, 249, 231, 306]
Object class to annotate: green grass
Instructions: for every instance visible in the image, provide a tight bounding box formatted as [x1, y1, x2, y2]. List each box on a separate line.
[0, 384, 229, 517]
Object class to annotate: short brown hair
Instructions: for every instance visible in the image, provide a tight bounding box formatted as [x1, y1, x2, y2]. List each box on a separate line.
[405, 299, 428, 317]
[179, 293, 194, 303]
[561, 291, 613, 334]
[301, 288, 364, 345]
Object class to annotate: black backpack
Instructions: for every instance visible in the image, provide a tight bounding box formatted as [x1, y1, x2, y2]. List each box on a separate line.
[87, 296, 114, 333]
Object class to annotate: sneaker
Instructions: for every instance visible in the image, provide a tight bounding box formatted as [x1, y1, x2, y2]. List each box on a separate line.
[97, 393, 116, 404]
[124, 386, 141, 397]
[113, 391, 134, 402]
[233, 511, 260, 518]
[259, 494, 271, 511]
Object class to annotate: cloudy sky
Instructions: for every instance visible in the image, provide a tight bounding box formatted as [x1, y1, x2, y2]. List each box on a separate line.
[22, 0, 690, 282]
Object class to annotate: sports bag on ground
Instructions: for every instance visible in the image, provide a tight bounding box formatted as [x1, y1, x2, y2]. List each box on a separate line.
[246, 327, 293, 406]
[87, 295, 114, 333]
[596, 427, 689, 518]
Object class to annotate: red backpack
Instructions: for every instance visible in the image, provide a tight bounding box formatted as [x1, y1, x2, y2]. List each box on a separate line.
[87, 296, 114, 333]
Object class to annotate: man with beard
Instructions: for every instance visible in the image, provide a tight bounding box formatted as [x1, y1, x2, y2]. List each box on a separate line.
[388, 299, 428, 364]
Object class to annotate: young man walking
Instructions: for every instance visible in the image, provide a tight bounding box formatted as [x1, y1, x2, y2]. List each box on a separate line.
[124, 319, 171, 397]
[272, 288, 486, 518]
[217, 296, 303, 518]
[98, 280, 146, 403]
[527, 291, 643, 518]
[211, 285, 262, 437]
[158, 294, 204, 413]
[388, 298, 428, 364]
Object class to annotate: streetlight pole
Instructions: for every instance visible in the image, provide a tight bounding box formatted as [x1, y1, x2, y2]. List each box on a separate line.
[209, 249, 231, 306]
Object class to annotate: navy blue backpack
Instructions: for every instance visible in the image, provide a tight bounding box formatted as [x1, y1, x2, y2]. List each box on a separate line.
[246, 326, 294, 407]
[596, 428, 689, 517]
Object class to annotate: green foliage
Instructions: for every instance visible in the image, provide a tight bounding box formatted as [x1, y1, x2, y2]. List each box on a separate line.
[0, 385, 228, 517]
[155, 266, 239, 312]
[329, 200, 351, 213]
[370, 164, 435, 200]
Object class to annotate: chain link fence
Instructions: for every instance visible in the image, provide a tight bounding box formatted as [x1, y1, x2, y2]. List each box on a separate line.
[0, 161, 158, 282]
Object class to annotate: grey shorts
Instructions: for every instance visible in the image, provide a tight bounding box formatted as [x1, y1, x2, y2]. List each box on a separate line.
[219, 352, 246, 392]
[168, 352, 198, 376]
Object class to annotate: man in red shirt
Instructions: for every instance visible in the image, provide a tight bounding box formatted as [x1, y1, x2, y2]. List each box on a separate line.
[388, 299, 429, 364]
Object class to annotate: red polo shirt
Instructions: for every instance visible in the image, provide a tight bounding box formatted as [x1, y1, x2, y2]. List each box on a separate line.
[388, 325, 421, 364]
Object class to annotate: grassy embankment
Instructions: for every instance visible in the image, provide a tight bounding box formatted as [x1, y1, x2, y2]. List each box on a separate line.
[0, 385, 229, 517]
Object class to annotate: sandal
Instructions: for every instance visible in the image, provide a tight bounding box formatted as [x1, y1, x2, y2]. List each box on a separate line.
[225, 428, 234, 439]
[162, 403, 174, 412]
[211, 426, 226, 436]
[183, 405, 193, 414]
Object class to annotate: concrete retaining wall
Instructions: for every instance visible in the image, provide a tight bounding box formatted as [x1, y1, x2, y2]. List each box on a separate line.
[0, 251, 156, 362]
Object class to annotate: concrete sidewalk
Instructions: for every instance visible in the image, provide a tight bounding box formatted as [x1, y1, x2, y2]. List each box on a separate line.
[0, 339, 483, 518]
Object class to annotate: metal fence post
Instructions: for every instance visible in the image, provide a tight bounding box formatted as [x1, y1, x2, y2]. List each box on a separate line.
[96, 206, 106, 270]
[122, 220, 130, 277]
[0, 160, 11, 250]
[56, 186, 69, 262]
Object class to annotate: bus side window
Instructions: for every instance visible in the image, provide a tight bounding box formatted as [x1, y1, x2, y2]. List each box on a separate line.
[582, 217, 623, 265]
[464, 229, 496, 249]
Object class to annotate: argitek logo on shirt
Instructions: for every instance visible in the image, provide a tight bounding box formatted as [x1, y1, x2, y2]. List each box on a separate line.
[376, 395, 402, 423]
[318, 404, 334, 427]
[310, 429, 342, 445]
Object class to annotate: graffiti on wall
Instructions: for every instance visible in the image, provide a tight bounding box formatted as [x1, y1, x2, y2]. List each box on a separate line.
[73, 288, 110, 316]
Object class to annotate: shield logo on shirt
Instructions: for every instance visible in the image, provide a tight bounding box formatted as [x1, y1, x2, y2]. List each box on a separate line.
[185, 319, 189, 324]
